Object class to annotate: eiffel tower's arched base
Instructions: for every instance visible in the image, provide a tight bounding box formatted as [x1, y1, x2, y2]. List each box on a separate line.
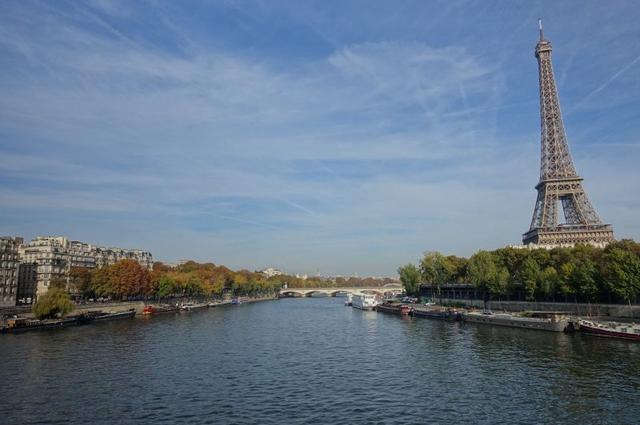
[523, 225, 614, 247]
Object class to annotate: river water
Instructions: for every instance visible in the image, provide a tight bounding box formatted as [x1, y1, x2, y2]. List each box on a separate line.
[1, 298, 639, 425]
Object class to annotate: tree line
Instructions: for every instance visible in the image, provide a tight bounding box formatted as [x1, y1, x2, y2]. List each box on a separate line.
[34, 260, 293, 319]
[57, 260, 285, 301]
[398, 239, 640, 306]
[56, 261, 395, 299]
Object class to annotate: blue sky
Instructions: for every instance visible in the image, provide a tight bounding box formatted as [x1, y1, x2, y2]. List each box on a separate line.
[1, 1, 639, 276]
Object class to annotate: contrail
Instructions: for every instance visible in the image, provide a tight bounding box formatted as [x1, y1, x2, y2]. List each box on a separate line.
[571, 53, 640, 111]
[282, 199, 316, 216]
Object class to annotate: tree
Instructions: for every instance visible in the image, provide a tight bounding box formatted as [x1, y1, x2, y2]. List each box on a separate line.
[539, 266, 560, 300]
[603, 248, 640, 308]
[69, 266, 93, 297]
[156, 275, 176, 299]
[569, 256, 598, 302]
[184, 273, 205, 297]
[49, 277, 68, 290]
[605, 239, 640, 257]
[468, 250, 509, 309]
[420, 252, 454, 302]
[558, 262, 576, 302]
[32, 287, 74, 319]
[398, 263, 421, 296]
[520, 257, 541, 301]
[494, 247, 527, 284]
[232, 272, 250, 296]
[90, 260, 152, 299]
[447, 256, 469, 283]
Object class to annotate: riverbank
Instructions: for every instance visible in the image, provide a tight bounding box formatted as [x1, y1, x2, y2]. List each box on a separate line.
[435, 298, 640, 319]
[1, 296, 278, 333]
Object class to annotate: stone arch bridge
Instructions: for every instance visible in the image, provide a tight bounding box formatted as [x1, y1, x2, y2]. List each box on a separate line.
[279, 283, 403, 298]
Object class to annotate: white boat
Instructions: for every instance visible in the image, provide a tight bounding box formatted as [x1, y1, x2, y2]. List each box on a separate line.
[351, 293, 379, 311]
[344, 293, 353, 306]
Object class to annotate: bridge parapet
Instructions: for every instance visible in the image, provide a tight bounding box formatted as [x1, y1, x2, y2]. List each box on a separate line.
[279, 285, 403, 298]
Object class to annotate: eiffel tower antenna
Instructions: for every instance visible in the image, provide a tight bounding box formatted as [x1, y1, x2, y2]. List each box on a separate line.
[538, 18, 543, 40]
[522, 22, 614, 247]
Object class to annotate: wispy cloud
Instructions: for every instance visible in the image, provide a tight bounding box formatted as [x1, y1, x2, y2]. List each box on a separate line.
[0, 1, 638, 275]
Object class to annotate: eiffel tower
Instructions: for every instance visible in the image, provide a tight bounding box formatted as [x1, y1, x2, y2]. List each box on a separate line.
[522, 20, 614, 247]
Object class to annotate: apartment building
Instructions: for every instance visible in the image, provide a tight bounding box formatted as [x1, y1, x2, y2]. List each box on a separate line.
[16, 262, 37, 304]
[20, 236, 153, 299]
[94, 247, 153, 270]
[0, 237, 22, 307]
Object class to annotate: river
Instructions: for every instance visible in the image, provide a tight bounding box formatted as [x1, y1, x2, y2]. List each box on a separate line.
[1, 298, 639, 424]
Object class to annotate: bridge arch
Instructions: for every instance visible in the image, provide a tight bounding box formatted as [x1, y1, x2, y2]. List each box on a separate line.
[280, 290, 306, 298]
[304, 290, 331, 297]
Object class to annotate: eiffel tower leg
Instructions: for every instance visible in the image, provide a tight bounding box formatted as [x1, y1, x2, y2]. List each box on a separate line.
[529, 189, 546, 230]
[561, 194, 584, 225]
[544, 189, 558, 228]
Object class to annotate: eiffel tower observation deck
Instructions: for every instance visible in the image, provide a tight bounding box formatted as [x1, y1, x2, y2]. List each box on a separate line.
[522, 20, 614, 247]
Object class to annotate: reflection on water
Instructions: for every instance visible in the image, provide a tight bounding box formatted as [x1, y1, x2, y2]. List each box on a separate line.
[1, 298, 639, 425]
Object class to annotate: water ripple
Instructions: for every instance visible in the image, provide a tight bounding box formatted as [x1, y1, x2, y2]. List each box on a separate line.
[1, 299, 639, 425]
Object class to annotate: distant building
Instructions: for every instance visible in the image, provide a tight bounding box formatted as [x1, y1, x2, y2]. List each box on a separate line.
[260, 268, 284, 278]
[19, 236, 153, 299]
[93, 247, 153, 270]
[16, 263, 37, 305]
[0, 237, 22, 307]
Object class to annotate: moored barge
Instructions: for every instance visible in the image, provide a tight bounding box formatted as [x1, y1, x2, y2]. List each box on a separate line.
[578, 319, 640, 341]
[143, 304, 179, 315]
[80, 308, 136, 322]
[375, 302, 412, 316]
[411, 307, 461, 321]
[180, 302, 209, 311]
[462, 310, 573, 332]
[2, 316, 79, 333]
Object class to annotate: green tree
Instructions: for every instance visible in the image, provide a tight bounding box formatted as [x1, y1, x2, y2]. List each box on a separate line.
[520, 257, 541, 301]
[571, 257, 598, 302]
[184, 273, 205, 296]
[90, 266, 113, 297]
[398, 263, 421, 296]
[494, 247, 527, 284]
[32, 287, 74, 319]
[558, 262, 576, 302]
[468, 250, 509, 309]
[420, 252, 454, 302]
[156, 275, 176, 299]
[603, 248, 640, 308]
[447, 256, 469, 283]
[539, 266, 560, 300]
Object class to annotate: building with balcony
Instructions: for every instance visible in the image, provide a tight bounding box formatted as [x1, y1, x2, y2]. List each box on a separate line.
[0, 237, 22, 307]
[17, 263, 37, 305]
[19, 236, 153, 299]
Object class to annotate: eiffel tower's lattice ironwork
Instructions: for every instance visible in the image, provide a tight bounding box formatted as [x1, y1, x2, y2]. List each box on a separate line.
[523, 20, 614, 247]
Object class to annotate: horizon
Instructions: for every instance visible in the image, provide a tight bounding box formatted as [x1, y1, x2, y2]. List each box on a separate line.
[1, 1, 639, 276]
